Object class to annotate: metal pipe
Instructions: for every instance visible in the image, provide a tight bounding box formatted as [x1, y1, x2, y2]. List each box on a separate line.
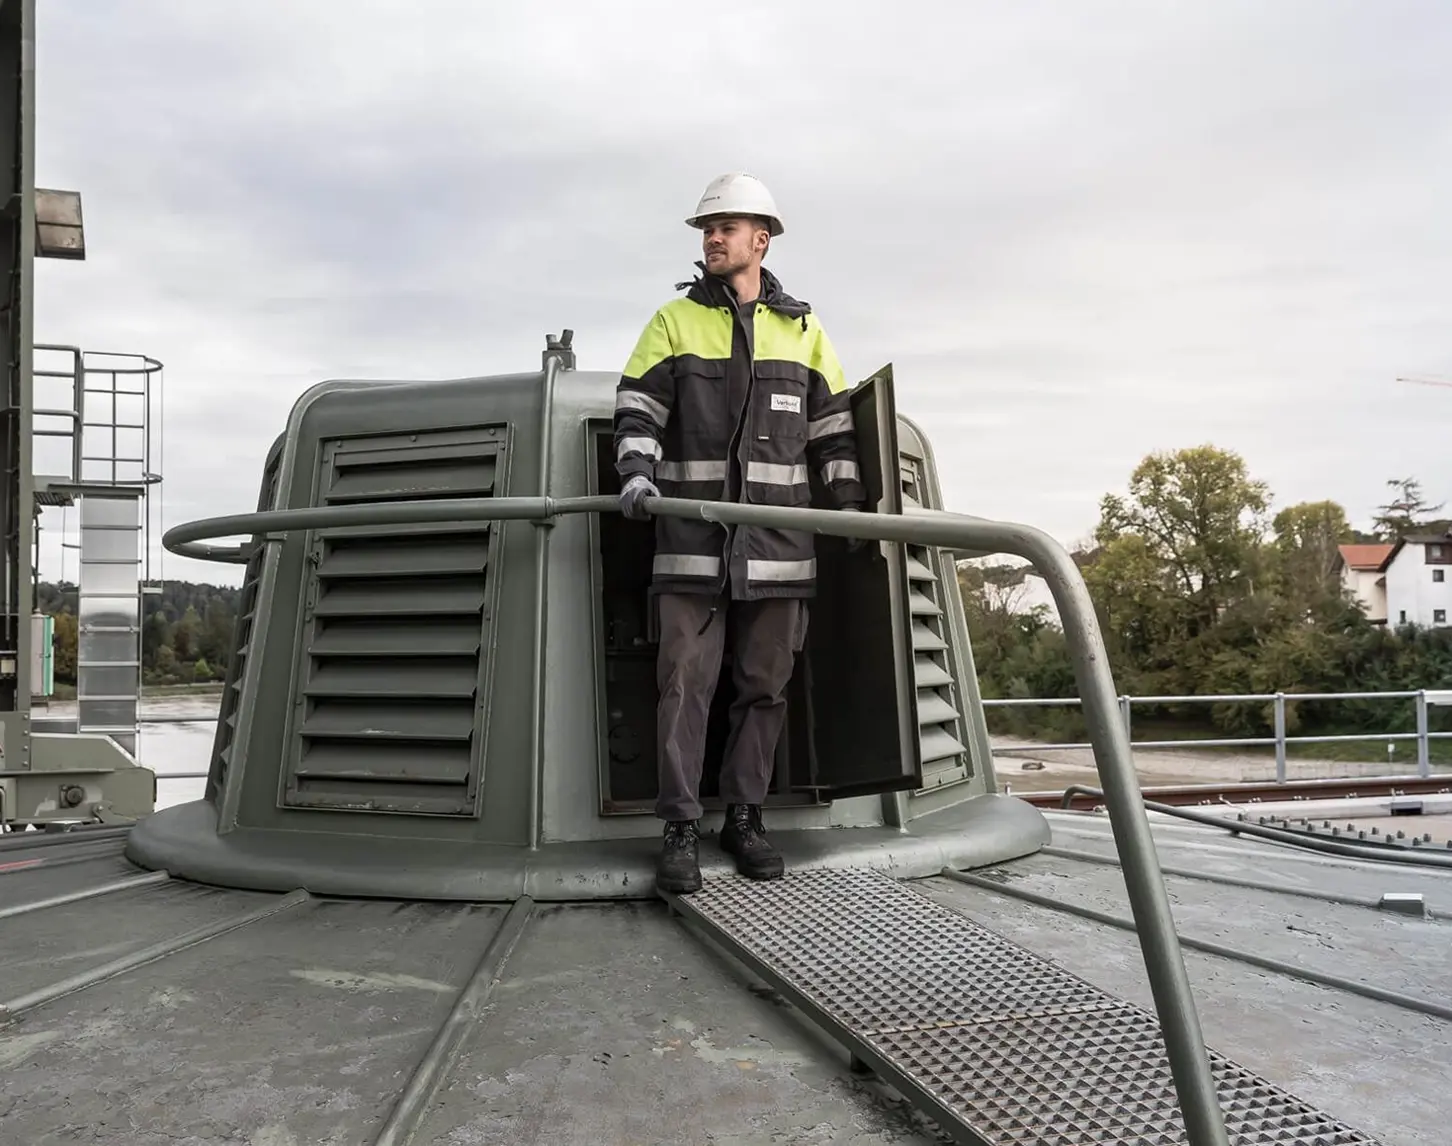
[528, 349, 564, 851]
[0, 824, 133, 851]
[372, 896, 535, 1146]
[1416, 690, 1431, 778]
[172, 542, 250, 564]
[987, 728, 1446, 754]
[940, 867, 1452, 1024]
[1033, 774, 1450, 811]
[161, 494, 620, 562]
[643, 501, 1229, 1143]
[0, 869, 169, 920]
[1273, 692, 1287, 783]
[1040, 843, 1445, 918]
[0, 888, 310, 1021]
[1056, 783, 1452, 870]
[160, 493, 1229, 1140]
[0, 839, 126, 875]
[993, 736, 1280, 752]
[982, 689, 1426, 704]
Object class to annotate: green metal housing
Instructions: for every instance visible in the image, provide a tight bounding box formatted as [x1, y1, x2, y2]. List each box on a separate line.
[125, 353, 1048, 899]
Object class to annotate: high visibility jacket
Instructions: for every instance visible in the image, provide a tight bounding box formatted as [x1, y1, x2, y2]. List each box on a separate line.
[613, 264, 866, 600]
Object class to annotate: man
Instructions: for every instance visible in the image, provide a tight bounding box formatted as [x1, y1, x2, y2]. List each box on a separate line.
[612, 172, 867, 894]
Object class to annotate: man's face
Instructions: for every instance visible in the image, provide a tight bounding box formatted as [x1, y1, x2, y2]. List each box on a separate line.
[700, 216, 767, 276]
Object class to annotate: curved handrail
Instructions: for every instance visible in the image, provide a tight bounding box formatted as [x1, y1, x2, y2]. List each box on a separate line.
[160, 493, 1229, 1145]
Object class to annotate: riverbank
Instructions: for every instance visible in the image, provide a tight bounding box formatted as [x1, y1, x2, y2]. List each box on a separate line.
[37, 682, 226, 704]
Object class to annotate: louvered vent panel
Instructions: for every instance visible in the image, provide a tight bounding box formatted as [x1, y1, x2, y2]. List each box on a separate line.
[206, 441, 284, 801]
[281, 427, 506, 816]
[900, 460, 971, 775]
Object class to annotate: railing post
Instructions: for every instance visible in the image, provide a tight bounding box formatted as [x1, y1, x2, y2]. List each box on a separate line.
[527, 336, 571, 852]
[1119, 694, 1132, 742]
[1273, 693, 1286, 784]
[1416, 690, 1430, 779]
[986, 536, 1229, 1145]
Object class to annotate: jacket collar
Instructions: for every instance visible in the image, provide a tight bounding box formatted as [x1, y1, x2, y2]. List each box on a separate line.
[677, 262, 811, 326]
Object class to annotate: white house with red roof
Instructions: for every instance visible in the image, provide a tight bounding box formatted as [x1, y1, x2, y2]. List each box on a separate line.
[1337, 532, 1452, 628]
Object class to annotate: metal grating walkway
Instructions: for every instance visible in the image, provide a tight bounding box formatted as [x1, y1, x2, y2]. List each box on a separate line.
[664, 868, 1379, 1146]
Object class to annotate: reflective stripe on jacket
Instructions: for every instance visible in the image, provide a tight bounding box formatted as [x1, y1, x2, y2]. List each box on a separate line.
[613, 263, 866, 600]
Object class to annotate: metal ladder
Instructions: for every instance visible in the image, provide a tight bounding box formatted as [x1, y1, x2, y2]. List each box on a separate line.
[75, 491, 143, 756]
[33, 347, 161, 758]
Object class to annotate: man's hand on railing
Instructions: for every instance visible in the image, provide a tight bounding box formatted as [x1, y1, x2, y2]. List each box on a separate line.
[620, 475, 659, 521]
[840, 505, 867, 552]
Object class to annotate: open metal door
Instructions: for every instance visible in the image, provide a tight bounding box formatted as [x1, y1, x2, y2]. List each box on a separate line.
[801, 365, 923, 799]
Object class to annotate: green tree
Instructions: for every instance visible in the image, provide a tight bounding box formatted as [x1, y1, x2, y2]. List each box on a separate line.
[956, 445, 1452, 749]
[142, 611, 173, 671]
[1095, 444, 1270, 635]
[1372, 477, 1444, 540]
[153, 644, 178, 680]
[172, 605, 202, 662]
[957, 560, 1078, 737]
[1079, 534, 1182, 684]
[199, 599, 235, 670]
[39, 579, 240, 687]
[51, 610, 77, 683]
[1271, 499, 1354, 616]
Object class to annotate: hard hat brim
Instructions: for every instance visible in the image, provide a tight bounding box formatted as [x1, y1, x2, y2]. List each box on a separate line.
[686, 211, 784, 238]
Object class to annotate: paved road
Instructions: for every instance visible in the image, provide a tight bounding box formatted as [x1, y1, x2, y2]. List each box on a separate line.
[991, 734, 1446, 793]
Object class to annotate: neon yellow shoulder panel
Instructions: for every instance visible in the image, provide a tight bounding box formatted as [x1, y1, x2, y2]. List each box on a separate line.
[662, 297, 733, 363]
[621, 297, 734, 380]
[755, 310, 848, 393]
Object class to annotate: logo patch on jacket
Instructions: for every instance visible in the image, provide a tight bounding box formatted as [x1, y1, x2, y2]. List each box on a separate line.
[770, 393, 802, 413]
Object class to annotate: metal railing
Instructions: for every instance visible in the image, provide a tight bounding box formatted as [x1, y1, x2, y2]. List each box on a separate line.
[148, 685, 1452, 790]
[984, 690, 1452, 782]
[160, 489, 1231, 1144]
[32, 345, 164, 491]
[32, 344, 85, 481]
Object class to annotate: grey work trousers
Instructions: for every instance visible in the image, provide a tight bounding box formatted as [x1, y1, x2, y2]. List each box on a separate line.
[655, 593, 806, 823]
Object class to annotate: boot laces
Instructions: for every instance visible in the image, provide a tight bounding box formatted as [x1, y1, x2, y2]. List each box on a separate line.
[730, 804, 767, 841]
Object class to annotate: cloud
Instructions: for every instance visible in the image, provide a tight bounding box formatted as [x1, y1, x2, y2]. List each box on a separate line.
[27, 0, 1452, 591]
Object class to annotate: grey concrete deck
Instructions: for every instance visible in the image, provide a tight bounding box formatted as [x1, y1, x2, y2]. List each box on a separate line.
[0, 808, 1445, 1145]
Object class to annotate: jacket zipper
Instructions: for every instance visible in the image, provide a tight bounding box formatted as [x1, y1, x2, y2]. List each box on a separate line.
[701, 293, 755, 631]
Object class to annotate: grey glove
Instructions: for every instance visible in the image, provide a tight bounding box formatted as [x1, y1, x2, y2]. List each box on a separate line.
[620, 474, 659, 521]
[840, 505, 867, 552]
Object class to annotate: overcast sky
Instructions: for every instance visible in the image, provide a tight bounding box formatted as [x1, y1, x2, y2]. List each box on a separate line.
[28, 0, 1452, 590]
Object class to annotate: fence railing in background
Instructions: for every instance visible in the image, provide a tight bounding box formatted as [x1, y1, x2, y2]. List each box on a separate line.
[984, 689, 1452, 783]
[145, 687, 1452, 788]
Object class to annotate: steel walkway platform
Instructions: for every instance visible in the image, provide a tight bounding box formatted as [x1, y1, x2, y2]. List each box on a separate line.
[663, 868, 1378, 1146]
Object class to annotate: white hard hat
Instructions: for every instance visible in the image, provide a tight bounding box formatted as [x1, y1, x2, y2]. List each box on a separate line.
[685, 172, 784, 237]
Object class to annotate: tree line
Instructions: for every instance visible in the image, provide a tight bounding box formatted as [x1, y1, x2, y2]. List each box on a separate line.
[959, 448, 1452, 753]
[33, 448, 1452, 753]
[38, 579, 241, 687]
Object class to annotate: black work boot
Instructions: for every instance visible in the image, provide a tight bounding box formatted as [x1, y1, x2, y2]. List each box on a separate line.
[720, 804, 784, 880]
[656, 820, 702, 894]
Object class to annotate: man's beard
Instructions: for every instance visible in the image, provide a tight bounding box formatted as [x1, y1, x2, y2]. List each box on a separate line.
[706, 250, 749, 276]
